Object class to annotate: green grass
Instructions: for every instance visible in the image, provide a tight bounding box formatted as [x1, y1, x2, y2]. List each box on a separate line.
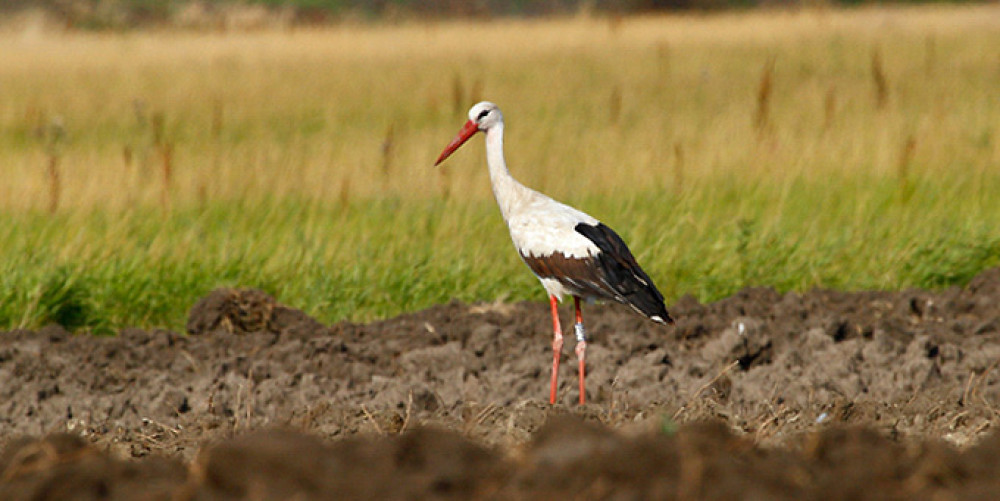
[2, 171, 999, 331]
[1, 6, 999, 331]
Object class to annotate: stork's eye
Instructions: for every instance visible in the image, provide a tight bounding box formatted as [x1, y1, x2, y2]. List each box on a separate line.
[477, 109, 490, 120]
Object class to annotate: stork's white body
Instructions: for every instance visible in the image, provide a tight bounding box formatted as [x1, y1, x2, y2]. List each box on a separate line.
[484, 121, 602, 298]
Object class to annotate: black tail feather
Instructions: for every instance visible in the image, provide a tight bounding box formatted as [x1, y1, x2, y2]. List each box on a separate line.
[574, 222, 673, 324]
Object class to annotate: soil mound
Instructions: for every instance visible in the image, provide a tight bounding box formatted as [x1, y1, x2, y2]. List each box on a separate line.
[5, 421, 1000, 499]
[186, 287, 326, 336]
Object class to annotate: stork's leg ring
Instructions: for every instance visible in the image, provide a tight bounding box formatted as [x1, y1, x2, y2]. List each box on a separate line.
[574, 296, 587, 405]
[549, 295, 563, 405]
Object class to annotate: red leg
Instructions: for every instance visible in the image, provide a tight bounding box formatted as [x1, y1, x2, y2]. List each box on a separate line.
[549, 295, 563, 405]
[574, 296, 587, 405]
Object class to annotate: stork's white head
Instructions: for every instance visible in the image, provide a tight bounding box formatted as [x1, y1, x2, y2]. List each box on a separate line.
[468, 101, 503, 131]
[435, 101, 503, 166]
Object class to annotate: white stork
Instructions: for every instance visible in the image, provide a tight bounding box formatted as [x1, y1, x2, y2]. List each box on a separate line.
[435, 101, 674, 405]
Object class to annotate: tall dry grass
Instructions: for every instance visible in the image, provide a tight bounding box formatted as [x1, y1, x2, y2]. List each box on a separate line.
[0, 5, 996, 211]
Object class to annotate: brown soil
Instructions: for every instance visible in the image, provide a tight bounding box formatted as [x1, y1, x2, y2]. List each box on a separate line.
[4, 269, 1000, 499]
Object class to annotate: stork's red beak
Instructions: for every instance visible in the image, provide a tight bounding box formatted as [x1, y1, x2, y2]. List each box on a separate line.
[435, 119, 479, 166]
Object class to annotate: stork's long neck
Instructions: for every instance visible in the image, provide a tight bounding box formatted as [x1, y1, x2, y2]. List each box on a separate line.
[484, 122, 528, 223]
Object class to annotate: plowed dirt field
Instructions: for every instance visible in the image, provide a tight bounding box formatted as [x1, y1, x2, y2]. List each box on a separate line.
[5, 269, 1000, 499]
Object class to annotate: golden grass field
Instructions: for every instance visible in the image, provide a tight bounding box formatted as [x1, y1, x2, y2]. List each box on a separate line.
[1, 5, 999, 328]
[2, 5, 998, 208]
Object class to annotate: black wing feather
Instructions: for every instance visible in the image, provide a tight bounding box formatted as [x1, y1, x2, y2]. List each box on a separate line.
[574, 222, 674, 324]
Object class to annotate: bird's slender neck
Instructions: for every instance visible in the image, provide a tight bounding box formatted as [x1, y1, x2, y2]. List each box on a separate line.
[484, 122, 527, 222]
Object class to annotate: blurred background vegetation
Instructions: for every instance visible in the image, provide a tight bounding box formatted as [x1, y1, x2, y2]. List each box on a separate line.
[0, 0, 984, 30]
[1, 3, 998, 331]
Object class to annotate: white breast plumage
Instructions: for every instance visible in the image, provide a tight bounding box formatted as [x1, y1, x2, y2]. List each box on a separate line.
[506, 194, 600, 260]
